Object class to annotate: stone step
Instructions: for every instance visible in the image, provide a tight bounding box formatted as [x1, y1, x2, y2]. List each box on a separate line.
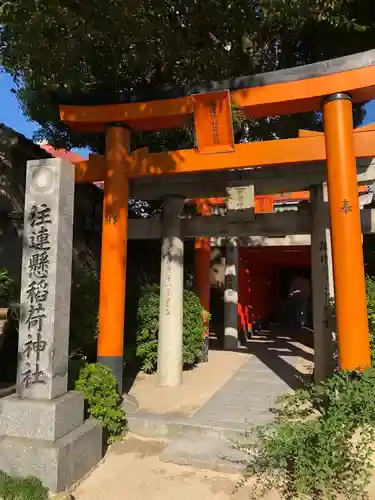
[127, 411, 254, 441]
[160, 434, 250, 474]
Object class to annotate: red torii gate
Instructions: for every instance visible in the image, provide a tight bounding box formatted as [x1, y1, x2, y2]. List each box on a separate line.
[58, 50, 375, 388]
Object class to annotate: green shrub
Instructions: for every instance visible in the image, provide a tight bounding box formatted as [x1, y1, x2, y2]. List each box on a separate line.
[325, 276, 375, 370]
[183, 288, 206, 364]
[0, 268, 18, 304]
[0, 268, 19, 381]
[75, 363, 127, 442]
[366, 276, 375, 364]
[240, 369, 375, 499]
[136, 284, 204, 373]
[0, 471, 48, 500]
[69, 263, 100, 360]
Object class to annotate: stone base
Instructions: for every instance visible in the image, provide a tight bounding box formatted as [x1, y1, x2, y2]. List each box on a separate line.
[161, 434, 248, 474]
[0, 419, 103, 492]
[0, 391, 84, 441]
[224, 327, 240, 350]
[122, 393, 139, 415]
[49, 494, 73, 500]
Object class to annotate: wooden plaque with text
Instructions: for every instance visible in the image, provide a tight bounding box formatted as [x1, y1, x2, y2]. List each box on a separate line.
[192, 90, 235, 154]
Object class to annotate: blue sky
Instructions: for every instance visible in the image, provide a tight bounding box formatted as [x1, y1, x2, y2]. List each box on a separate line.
[0, 71, 89, 157]
[1, 70, 375, 154]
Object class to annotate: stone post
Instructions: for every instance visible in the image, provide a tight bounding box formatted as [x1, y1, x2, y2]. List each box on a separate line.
[0, 159, 102, 492]
[157, 195, 184, 387]
[310, 184, 336, 382]
[224, 237, 240, 350]
[223, 183, 253, 350]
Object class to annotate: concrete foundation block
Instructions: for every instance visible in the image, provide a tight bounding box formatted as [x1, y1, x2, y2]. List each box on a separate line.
[0, 391, 84, 441]
[224, 327, 240, 350]
[161, 434, 248, 474]
[63, 419, 103, 490]
[122, 393, 139, 415]
[49, 494, 73, 500]
[0, 419, 103, 493]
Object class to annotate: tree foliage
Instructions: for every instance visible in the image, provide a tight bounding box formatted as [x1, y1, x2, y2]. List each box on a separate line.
[0, 0, 374, 151]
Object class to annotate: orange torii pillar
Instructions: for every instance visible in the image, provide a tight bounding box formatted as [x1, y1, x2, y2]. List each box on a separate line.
[97, 124, 130, 393]
[323, 93, 371, 370]
[194, 200, 212, 362]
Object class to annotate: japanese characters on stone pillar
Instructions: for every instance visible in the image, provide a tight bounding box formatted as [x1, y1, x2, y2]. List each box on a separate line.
[158, 195, 185, 387]
[310, 184, 336, 382]
[17, 159, 74, 399]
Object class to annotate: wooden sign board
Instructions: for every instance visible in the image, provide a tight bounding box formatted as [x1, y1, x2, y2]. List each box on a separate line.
[226, 184, 255, 222]
[192, 90, 235, 154]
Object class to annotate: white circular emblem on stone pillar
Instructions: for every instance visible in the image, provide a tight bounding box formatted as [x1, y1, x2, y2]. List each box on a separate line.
[30, 166, 55, 194]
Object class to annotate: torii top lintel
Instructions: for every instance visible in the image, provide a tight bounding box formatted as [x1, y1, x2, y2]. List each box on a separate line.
[59, 49, 375, 133]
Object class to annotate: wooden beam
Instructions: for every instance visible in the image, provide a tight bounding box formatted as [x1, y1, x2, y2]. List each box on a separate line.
[211, 235, 312, 247]
[128, 209, 375, 240]
[75, 154, 106, 182]
[232, 66, 375, 119]
[298, 122, 375, 138]
[60, 52, 375, 131]
[129, 158, 375, 200]
[74, 130, 375, 182]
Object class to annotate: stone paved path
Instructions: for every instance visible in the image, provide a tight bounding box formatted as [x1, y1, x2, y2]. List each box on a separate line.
[191, 345, 298, 428]
[160, 332, 314, 470]
[73, 436, 280, 500]
[187, 330, 313, 427]
[73, 332, 315, 499]
[128, 331, 314, 438]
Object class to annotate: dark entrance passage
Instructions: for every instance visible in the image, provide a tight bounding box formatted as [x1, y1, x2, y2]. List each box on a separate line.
[208, 245, 313, 348]
[238, 246, 312, 334]
[279, 266, 313, 330]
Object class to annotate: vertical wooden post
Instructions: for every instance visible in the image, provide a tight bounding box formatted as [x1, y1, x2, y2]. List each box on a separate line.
[97, 124, 130, 392]
[195, 200, 212, 361]
[310, 184, 336, 381]
[323, 94, 371, 371]
[194, 237, 211, 315]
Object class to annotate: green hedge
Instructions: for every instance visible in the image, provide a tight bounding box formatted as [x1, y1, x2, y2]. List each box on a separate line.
[69, 263, 99, 360]
[75, 363, 127, 442]
[366, 276, 375, 363]
[136, 284, 204, 373]
[0, 471, 48, 500]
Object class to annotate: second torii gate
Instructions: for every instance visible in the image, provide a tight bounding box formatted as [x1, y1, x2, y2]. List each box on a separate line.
[58, 49, 375, 389]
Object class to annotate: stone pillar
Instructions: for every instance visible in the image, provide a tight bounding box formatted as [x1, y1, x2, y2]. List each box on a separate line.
[0, 159, 102, 492]
[323, 94, 371, 370]
[224, 237, 239, 350]
[158, 196, 184, 387]
[310, 184, 336, 382]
